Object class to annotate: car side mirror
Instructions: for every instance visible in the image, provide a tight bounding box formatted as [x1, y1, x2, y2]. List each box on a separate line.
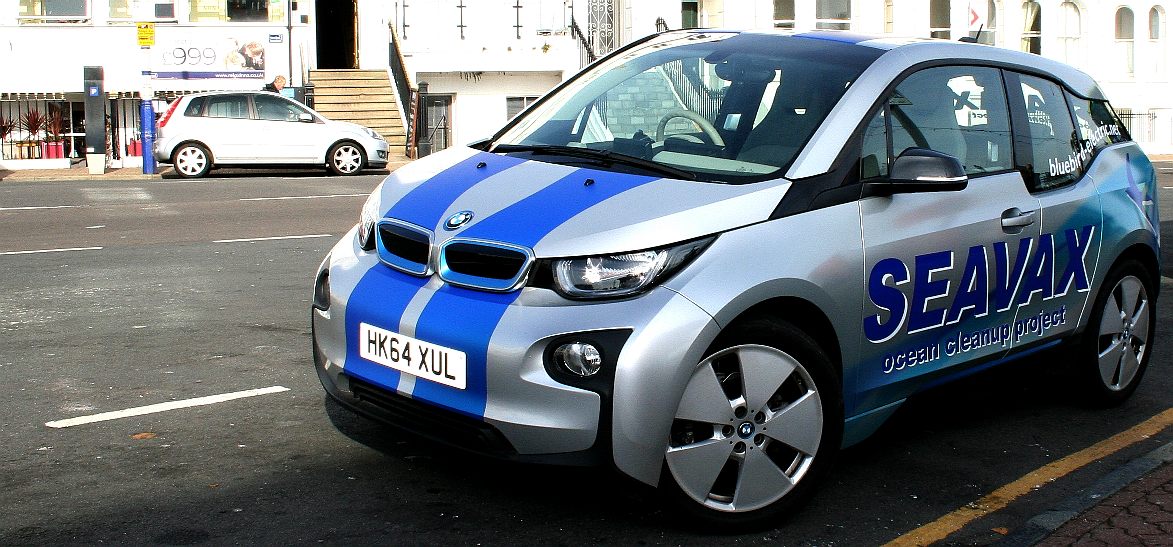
[864, 148, 968, 197]
[299, 113, 314, 123]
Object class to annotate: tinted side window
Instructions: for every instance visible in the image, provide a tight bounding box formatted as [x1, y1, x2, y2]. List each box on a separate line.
[1013, 74, 1080, 192]
[873, 66, 1013, 176]
[254, 94, 309, 122]
[1069, 94, 1127, 157]
[183, 96, 206, 117]
[205, 95, 249, 119]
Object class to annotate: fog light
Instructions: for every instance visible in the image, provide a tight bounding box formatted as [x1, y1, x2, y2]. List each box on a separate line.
[554, 342, 602, 377]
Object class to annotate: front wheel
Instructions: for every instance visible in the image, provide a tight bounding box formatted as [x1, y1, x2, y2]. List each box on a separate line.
[327, 142, 365, 176]
[661, 318, 841, 530]
[1073, 260, 1155, 406]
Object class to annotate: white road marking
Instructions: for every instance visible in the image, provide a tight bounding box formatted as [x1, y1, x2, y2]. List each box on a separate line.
[0, 246, 103, 256]
[213, 234, 332, 243]
[0, 205, 83, 211]
[239, 193, 367, 201]
[45, 386, 291, 428]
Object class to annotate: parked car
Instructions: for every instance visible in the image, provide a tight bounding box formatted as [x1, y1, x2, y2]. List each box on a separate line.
[153, 91, 389, 178]
[311, 29, 1159, 528]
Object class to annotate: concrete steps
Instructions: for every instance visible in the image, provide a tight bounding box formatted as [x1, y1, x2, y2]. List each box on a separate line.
[309, 69, 409, 154]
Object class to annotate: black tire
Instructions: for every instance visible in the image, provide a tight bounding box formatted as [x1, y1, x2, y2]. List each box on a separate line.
[172, 143, 212, 178]
[327, 142, 366, 176]
[660, 317, 842, 531]
[1072, 260, 1155, 406]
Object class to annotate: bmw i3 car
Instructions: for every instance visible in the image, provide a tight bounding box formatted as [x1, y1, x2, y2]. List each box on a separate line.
[311, 30, 1159, 527]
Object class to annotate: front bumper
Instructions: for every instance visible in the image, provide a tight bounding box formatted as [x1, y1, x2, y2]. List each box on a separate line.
[311, 229, 719, 483]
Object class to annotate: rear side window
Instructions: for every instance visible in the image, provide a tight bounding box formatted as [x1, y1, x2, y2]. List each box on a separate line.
[1013, 74, 1080, 192]
[205, 95, 250, 119]
[1068, 95, 1128, 161]
[183, 96, 206, 117]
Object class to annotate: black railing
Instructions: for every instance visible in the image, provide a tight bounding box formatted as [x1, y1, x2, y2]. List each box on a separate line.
[1118, 111, 1158, 142]
[655, 17, 669, 32]
[569, 16, 597, 68]
[388, 27, 414, 156]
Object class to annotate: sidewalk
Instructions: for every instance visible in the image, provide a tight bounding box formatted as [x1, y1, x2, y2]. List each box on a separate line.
[0, 159, 413, 182]
[1001, 441, 1173, 546]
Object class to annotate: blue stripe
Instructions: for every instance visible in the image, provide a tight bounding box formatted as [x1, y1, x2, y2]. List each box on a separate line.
[385, 151, 526, 229]
[461, 166, 658, 247]
[410, 286, 521, 418]
[343, 267, 430, 390]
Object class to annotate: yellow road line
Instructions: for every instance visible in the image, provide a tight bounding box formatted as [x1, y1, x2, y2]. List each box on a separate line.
[885, 407, 1173, 546]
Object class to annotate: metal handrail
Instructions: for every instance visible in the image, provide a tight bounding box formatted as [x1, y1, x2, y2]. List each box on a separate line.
[569, 16, 597, 68]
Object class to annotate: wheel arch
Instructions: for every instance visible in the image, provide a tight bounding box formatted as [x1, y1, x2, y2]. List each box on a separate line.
[721, 296, 844, 379]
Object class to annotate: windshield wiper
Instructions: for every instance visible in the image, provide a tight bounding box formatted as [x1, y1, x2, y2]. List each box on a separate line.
[491, 144, 697, 181]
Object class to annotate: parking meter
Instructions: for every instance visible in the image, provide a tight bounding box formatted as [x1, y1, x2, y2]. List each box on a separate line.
[83, 66, 106, 174]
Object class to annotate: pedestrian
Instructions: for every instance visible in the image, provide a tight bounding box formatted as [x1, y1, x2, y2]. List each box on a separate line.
[263, 75, 287, 93]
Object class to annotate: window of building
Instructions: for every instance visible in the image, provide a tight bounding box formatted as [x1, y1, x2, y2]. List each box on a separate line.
[18, 0, 88, 22]
[773, 0, 795, 29]
[1058, 1, 1081, 64]
[506, 96, 539, 119]
[1013, 73, 1080, 192]
[884, 0, 894, 33]
[930, 0, 951, 39]
[1021, 1, 1041, 54]
[1151, 6, 1166, 76]
[1116, 7, 1136, 76]
[869, 66, 1013, 178]
[681, 1, 699, 29]
[109, 1, 176, 21]
[974, 0, 998, 45]
[188, 0, 274, 23]
[816, 0, 851, 30]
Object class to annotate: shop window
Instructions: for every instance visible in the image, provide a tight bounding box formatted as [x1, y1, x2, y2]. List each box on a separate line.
[773, 0, 795, 29]
[18, 0, 88, 22]
[108, 1, 176, 21]
[1014, 74, 1080, 192]
[930, 0, 951, 39]
[188, 0, 273, 22]
[1058, 1, 1081, 64]
[1021, 1, 1041, 54]
[506, 96, 539, 120]
[1116, 7, 1135, 76]
[816, 0, 850, 30]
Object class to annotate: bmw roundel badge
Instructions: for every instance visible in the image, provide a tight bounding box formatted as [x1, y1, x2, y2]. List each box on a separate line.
[444, 210, 475, 231]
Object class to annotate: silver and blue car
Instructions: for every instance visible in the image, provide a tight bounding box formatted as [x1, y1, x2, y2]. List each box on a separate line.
[311, 29, 1159, 527]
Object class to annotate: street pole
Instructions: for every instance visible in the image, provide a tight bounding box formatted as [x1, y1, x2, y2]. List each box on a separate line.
[138, 19, 157, 175]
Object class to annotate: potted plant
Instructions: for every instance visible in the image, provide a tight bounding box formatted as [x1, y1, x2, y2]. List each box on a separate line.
[42, 107, 66, 159]
[0, 115, 15, 160]
[19, 108, 45, 159]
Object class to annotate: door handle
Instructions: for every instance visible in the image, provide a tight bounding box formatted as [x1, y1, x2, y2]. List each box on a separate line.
[1000, 208, 1036, 232]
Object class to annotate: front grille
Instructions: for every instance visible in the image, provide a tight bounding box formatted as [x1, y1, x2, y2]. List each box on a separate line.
[376, 220, 433, 275]
[347, 376, 518, 457]
[438, 239, 534, 292]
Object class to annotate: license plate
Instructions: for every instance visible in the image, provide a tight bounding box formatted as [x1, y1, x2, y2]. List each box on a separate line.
[358, 323, 467, 390]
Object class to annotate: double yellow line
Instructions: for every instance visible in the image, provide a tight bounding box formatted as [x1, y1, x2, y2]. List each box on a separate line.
[886, 407, 1173, 546]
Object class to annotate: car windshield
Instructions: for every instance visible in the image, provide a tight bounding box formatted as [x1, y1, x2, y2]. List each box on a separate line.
[490, 31, 883, 183]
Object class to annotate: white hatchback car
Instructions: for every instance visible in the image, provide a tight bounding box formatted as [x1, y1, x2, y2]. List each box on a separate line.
[153, 91, 390, 178]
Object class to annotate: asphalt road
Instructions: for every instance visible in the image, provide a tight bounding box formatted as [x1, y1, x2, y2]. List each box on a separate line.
[1, 166, 1171, 545]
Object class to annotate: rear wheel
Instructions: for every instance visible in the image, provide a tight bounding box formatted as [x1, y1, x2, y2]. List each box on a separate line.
[662, 318, 841, 530]
[327, 142, 365, 175]
[173, 143, 212, 178]
[1073, 260, 1155, 406]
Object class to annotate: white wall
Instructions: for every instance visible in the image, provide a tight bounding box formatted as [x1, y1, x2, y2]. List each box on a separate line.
[418, 71, 562, 146]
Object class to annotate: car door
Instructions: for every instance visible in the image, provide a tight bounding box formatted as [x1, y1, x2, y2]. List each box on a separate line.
[857, 65, 1042, 407]
[1000, 72, 1103, 349]
[198, 94, 253, 162]
[250, 94, 323, 163]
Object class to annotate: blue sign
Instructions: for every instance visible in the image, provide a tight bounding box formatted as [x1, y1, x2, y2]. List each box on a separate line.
[88, 86, 99, 97]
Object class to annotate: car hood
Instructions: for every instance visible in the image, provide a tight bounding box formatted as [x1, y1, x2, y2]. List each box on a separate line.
[373, 146, 793, 257]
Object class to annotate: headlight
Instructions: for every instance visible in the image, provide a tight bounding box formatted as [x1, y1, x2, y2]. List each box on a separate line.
[357, 190, 381, 251]
[364, 127, 385, 141]
[551, 237, 714, 299]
